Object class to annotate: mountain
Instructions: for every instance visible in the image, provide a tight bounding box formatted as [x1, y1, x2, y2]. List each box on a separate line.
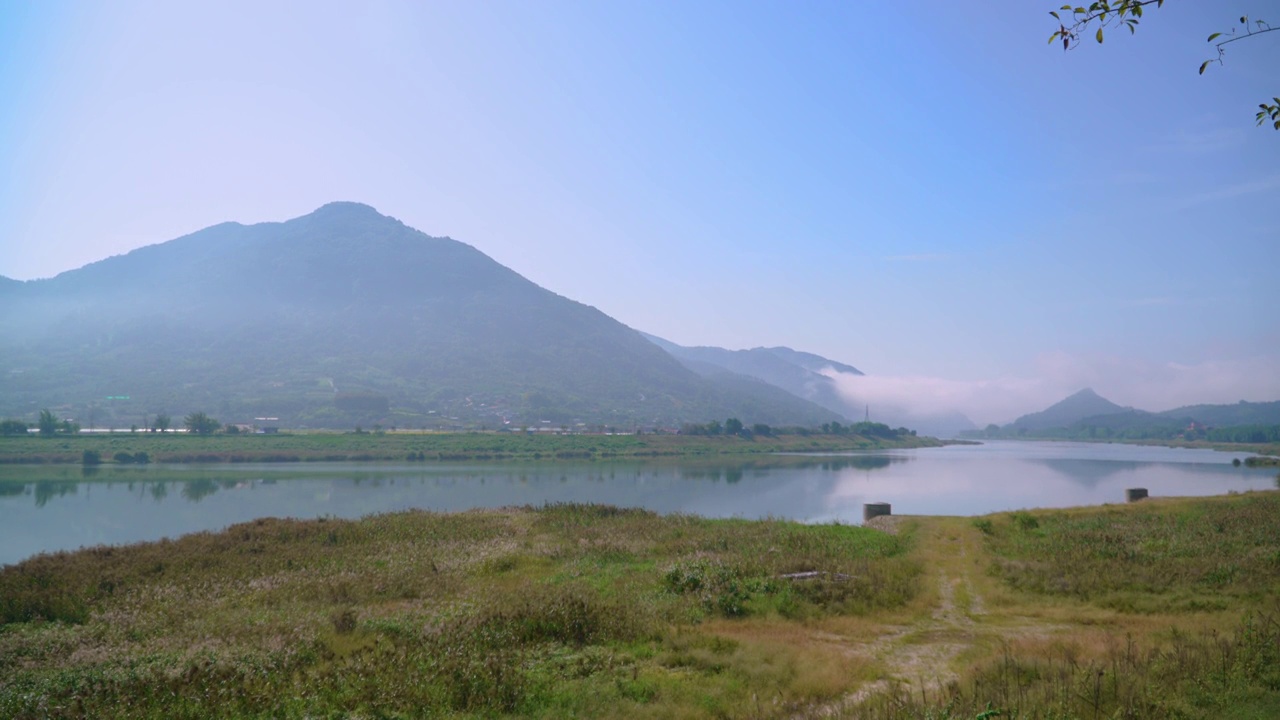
[642, 335, 860, 411]
[1003, 391, 1280, 437]
[1053, 400, 1280, 438]
[643, 335, 976, 437]
[1153, 400, 1280, 427]
[1008, 388, 1131, 432]
[0, 203, 839, 429]
[967, 392, 1280, 441]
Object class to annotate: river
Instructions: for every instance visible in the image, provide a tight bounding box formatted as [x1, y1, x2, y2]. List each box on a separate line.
[0, 441, 1274, 566]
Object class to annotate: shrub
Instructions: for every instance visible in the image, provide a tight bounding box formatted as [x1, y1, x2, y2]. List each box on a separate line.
[331, 608, 358, 634]
[1010, 512, 1040, 531]
[663, 558, 754, 617]
[0, 419, 28, 435]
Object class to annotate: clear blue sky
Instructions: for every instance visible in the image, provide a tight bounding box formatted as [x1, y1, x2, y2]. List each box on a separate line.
[2, 1, 1277, 423]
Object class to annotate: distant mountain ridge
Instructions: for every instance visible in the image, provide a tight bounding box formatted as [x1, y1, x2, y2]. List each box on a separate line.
[1152, 401, 1280, 427]
[0, 203, 840, 429]
[642, 334, 860, 407]
[974, 389, 1280, 440]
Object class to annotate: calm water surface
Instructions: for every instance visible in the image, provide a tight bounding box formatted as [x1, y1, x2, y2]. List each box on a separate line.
[1, 441, 1274, 566]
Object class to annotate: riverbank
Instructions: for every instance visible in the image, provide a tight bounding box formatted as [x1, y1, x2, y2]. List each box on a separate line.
[1096, 437, 1280, 458]
[0, 430, 955, 465]
[965, 435, 1280, 460]
[2, 492, 1277, 718]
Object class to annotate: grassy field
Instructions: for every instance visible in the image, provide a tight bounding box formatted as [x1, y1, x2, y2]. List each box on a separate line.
[0, 430, 949, 466]
[851, 492, 1280, 719]
[2, 493, 1277, 718]
[0, 506, 919, 719]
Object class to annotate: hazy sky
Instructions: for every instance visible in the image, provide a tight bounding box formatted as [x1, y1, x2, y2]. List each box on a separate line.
[2, 1, 1277, 423]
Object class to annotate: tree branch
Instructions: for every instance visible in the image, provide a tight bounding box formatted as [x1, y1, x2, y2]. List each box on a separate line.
[1047, 3, 1278, 130]
[1049, 0, 1167, 50]
[1214, 24, 1278, 50]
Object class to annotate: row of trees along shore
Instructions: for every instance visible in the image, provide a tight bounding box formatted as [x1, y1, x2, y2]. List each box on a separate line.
[0, 411, 223, 436]
[679, 418, 916, 440]
[2, 413, 917, 440]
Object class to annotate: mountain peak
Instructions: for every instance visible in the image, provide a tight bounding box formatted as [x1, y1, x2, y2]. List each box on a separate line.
[1010, 388, 1126, 431]
[286, 201, 407, 238]
[311, 201, 381, 216]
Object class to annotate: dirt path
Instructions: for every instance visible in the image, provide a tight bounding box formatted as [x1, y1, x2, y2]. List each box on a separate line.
[795, 517, 1066, 718]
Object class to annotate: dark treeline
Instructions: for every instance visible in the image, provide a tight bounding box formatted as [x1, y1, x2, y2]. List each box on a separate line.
[679, 419, 916, 440]
[1205, 424, 1280, 443]
[3, 416, 923, 442]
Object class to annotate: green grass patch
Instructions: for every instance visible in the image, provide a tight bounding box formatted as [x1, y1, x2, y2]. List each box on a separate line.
[981, 492, 1280, 612]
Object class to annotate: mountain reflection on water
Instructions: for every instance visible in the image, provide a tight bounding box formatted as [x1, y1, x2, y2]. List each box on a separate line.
[0, 442, 1274, 565]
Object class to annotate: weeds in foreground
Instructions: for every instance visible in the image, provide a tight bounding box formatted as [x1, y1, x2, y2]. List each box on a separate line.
[0, 504, 917, 719]
[7, 494, 1278, 718]
[849, 603, 1280, 719]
